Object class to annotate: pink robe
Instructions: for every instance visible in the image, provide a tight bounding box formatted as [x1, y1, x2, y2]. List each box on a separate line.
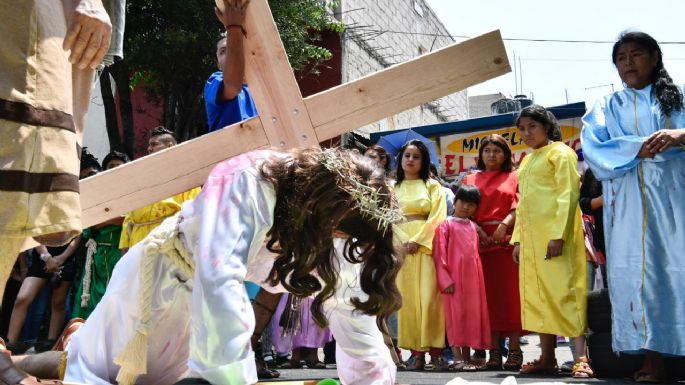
[432, 218, 491, 349]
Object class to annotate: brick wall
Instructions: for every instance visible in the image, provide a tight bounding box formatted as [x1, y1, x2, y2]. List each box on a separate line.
[337, 0, 468, 136]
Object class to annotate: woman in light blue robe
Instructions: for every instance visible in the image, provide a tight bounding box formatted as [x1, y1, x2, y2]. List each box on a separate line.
[581, 31, 685, 381]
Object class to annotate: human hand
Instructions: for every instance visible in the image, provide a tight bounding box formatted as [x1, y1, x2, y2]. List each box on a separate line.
[44, 258, 60, 273]
[637, 141, 656, 158]
[512, 244, 520, 264]
[491, 223, 508, 244]
[404, 242, 419, 254]
[546, 239, 564, 259]
[63, 0, 112, 70]
[591, 195, 604, 210]
[477, 227, 493, 247]
[215, 0, 249, 29]
[645, 129, 685, 154]
[443, 284, 454, 294]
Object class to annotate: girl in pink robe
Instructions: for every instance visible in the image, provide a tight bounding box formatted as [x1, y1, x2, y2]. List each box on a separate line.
[432, 185, 491, 370]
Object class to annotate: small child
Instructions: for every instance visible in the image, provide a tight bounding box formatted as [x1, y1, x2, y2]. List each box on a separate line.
[432, 185, 491, 371]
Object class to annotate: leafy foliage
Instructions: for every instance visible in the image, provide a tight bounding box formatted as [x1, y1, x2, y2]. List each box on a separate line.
[115, 0, 343, 144]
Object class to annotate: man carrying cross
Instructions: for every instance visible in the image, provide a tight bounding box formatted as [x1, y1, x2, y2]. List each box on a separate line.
[10, 148, 402, 385]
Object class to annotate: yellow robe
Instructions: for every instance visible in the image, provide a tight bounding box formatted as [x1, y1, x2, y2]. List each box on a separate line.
[394, 178, 447, 351]
[119, 188, 201, 249]
[511, 142, 587, 337]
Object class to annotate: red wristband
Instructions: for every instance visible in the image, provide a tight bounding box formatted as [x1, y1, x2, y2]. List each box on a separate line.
[225, 24, 246, 36]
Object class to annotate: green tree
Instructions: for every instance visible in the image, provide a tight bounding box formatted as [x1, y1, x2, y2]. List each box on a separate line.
[102, 0, 342, 157]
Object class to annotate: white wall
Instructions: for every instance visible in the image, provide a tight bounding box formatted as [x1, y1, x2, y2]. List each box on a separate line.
[339, 0, 468, 135]
[82, 76, 111, 164]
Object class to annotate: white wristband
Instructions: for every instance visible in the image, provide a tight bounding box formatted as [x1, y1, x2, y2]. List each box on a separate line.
[39, 253, 51, 262]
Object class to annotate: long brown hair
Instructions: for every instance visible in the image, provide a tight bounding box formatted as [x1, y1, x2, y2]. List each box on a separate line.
[260, 148, 402, 331]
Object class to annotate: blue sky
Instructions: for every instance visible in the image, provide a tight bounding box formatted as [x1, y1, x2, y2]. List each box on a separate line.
[425, 0, 685, 109]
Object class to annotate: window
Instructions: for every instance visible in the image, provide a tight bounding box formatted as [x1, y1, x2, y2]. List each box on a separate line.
[413, 0, 424, 17]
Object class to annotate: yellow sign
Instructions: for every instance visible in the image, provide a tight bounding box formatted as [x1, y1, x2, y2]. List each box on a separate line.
[439, 118, 583, 176]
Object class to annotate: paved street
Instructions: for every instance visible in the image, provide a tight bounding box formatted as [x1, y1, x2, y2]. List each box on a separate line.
[268, 334, 683, 384]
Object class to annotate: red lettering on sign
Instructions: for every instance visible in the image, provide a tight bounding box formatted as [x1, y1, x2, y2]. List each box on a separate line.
[444, 155, 456, 175]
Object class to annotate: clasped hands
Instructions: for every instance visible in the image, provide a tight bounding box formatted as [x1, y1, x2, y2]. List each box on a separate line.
[638, 129, 685, 158]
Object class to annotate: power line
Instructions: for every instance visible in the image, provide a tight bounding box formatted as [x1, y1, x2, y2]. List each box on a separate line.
[351, 29, 685, 45]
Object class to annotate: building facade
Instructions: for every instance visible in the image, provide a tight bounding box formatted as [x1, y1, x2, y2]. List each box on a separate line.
[336, 0, 468, 135]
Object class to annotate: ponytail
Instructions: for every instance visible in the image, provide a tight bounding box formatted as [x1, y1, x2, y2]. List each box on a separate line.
[653, 66, 683, 116]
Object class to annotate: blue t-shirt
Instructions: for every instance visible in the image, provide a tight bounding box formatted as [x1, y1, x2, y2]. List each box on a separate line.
[204, 71, 258, 132]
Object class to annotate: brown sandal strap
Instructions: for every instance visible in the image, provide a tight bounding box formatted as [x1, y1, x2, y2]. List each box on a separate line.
[504, 348, 523, 367]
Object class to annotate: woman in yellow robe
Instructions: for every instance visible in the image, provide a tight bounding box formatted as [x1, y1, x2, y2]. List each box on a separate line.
[512, 105, 590, 378]
[119, 188, 201, 250]
[393, 140, 447, 370]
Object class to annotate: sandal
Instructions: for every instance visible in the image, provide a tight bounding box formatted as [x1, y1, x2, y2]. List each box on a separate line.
[4, 342, 31, 356]
[404, 355, 425, 371]
[52, 318, 85, 352]
[430, 356, 450, 372]
[571, 357, 594, 379]
[469, 357, 487, 371]
[519, 357, 558, 375]
[634, 369, 667, 383]
[305, 360, 326, 369]
[485, 349, 502, 370]
[452, 361, 478, 372]
[279, 360, 304, 369]
[256, 359, 280, 379]
[503, 348, 523, 371]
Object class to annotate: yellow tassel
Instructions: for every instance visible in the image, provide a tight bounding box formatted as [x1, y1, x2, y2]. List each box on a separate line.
[113, 330, 148, 385]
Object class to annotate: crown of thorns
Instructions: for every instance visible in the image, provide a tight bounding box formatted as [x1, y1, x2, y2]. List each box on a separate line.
[320, 149, 404, 232]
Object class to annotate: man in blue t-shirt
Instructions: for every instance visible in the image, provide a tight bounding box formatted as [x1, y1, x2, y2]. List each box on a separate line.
[204, 0, 257, 132]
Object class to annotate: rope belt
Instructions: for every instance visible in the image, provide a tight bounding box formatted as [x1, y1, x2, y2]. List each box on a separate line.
[126, 217, 166, 238]
[113, 215, 195, 385]
[80, 240, 116, 307]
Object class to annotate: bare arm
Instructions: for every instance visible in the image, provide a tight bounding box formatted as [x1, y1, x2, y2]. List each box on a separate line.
[53, 237, 81, 266]
[215, 0, 249, 102]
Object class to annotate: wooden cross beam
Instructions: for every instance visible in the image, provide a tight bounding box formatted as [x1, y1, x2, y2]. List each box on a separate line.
[80, 0, 510, 229]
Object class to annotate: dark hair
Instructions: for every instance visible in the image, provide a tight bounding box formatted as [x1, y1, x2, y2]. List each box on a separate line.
[261, 148, 402, 332]
[217, 31, 227, 46]
[395, 139, 431, 184]
[455, 185, 481, 205]
[612, 31, 683, 116]
[80, 147, 101, 172]
[477, 134, 513, 172]
[364, 144, 391, 173]
[150, 126, 177, 145]
[516, 105, 562, 142]
[102, 150, 131, 169]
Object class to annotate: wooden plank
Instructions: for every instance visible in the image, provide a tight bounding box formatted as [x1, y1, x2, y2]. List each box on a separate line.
[73, 32, 508, 228]
[306, 30, 510, 141]
[243, 0, 318, 148]
[79, 117, 268, 228]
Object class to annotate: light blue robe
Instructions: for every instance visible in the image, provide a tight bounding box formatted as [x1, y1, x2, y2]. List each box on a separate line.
[581, 84, 685, 356]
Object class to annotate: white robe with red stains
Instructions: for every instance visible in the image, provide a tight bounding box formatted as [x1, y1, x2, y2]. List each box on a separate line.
[64, 150, 395, 385]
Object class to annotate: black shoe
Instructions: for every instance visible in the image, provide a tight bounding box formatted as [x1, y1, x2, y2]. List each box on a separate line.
[5, 341, 32, 355]
[34, 339, 57, 353]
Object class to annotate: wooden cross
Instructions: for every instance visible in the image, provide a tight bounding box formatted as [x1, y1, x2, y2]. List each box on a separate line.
[78, 0, 510, 228]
